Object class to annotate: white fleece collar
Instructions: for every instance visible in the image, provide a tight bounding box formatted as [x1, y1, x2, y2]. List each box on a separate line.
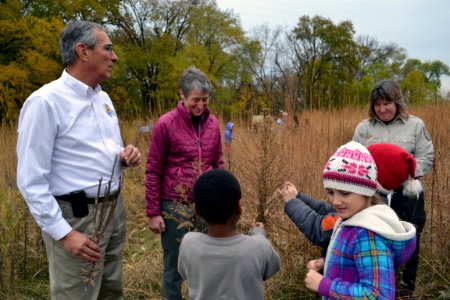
[340, 204, 416, 241]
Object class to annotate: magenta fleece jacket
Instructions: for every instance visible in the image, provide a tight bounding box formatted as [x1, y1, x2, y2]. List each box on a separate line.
[145, 101, 224, 216]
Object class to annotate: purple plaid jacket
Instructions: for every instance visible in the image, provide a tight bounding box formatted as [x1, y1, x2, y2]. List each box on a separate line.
[318, 205, 417, 299]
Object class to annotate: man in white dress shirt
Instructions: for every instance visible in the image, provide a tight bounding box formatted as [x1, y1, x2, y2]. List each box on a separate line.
[16, 21, 141, 299]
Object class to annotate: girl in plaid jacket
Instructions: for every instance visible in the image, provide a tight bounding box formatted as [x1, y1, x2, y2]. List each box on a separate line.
[303, 141, 417, 299]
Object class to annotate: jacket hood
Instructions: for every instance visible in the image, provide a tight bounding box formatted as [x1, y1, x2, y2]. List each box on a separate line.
[342, 204, 416, 241]
[224, 121, 233, 142]
[341, 204, 416, 266]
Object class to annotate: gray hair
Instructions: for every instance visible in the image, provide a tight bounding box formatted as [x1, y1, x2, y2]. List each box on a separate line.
[59, 21, 106, 67]
[180, 67, 212, 96]
[368, 79, 409, 119]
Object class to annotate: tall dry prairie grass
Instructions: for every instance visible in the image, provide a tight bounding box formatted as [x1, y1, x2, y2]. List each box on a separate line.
[1, 103, 449, 299]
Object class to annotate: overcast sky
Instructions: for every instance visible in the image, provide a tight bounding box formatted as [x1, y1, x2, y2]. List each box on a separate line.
[215, 0, 450, 92]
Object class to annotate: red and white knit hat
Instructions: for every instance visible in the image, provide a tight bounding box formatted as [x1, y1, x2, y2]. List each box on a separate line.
[322, 141, 377, 197]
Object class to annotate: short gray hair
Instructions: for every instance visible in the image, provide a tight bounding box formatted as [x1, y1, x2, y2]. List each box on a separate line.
[59, 21, 106, 67]
[180, 67, 212, 96]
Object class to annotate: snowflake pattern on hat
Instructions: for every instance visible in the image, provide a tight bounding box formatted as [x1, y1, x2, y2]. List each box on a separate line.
[323, 141, 377, 197]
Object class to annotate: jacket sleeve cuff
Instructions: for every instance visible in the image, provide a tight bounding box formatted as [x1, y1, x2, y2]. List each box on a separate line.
[146, 201, 162, 216]
[318, 277, 332, 297]
[284, 197, 299, 213]
[147, 211, 162, 217]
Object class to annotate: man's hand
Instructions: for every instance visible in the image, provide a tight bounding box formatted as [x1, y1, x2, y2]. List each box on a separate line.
[120, 144, 141, 167]
[148, 215, 166, 234]
[59, 230, 101, 262]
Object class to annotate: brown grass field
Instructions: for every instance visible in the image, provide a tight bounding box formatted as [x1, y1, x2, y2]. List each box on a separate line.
[1, 103, 449, 299]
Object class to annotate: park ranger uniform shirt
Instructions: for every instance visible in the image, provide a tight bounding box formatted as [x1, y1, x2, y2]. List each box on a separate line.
[353, 115, 434, 177]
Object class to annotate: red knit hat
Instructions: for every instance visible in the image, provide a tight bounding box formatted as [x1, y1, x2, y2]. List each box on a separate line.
[367, 143, 422, 197]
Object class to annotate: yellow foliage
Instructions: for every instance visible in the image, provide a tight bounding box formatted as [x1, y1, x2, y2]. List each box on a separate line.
[0, 15, 63, 122]
[0, 63, 30, 122]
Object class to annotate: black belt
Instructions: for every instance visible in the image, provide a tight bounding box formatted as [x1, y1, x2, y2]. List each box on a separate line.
[55, 190, 120, 204]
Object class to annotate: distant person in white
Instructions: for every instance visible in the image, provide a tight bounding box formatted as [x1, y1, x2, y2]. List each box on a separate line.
[16, 21, 141, 299]
[178, 169, 280, 300]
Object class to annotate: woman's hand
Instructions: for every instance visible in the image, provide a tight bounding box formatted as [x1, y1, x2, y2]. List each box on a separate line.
[148, 215, 166, 234]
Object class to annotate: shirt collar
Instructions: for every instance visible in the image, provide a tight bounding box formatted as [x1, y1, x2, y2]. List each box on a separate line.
[373, 115, 406, 125]
[61, 70, 102, 98]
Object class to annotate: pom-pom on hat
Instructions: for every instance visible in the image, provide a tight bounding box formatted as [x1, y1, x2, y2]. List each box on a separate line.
[323, 141, 377, 197]
[367, 143, 421, 197]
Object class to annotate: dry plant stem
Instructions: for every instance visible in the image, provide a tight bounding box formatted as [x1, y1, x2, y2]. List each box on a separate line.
[419, 254, 450, 286]
[82, 156, 121, 291]
[165, 159, 206, 233]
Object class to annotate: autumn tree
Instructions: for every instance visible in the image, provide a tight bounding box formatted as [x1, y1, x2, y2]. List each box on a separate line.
[180, 3, 259, 117]
[0, 0, 63, 123]
[22, 0, 119, 23]
[355, 35, 406, 81]
[245, 24, 287, 115]
[401, 59, 450, 91]
[106, 0, 259, 117]
[105, 0, 199, 115]
[1, 0, 447, 123]
[280, 15, 359, 109]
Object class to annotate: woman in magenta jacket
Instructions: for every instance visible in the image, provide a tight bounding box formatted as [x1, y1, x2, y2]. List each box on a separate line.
[145, 66, 224, 300]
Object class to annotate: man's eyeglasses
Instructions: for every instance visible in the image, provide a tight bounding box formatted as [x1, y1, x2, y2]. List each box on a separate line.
[103, 45, 114, 54]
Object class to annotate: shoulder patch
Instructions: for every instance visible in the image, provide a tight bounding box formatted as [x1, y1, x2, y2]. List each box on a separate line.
[423, 126, 432, 141]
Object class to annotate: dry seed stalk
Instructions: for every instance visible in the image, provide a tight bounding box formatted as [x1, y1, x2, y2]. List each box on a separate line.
[81, 156, 122, 291]
[162, 159, 206, 236]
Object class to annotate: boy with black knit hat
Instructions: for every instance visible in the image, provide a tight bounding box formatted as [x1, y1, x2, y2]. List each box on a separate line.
[178, 169, 280, 300]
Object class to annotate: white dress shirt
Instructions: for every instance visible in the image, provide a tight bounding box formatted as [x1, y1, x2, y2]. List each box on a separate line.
[16, 70, 124, 240]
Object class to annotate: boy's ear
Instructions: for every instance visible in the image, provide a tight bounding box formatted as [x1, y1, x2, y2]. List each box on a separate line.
[194, 204, 201, 216]
[237, 201, 242, 215]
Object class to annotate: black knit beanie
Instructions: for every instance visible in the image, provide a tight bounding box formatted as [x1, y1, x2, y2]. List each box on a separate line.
[193, 169, 242, 224]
